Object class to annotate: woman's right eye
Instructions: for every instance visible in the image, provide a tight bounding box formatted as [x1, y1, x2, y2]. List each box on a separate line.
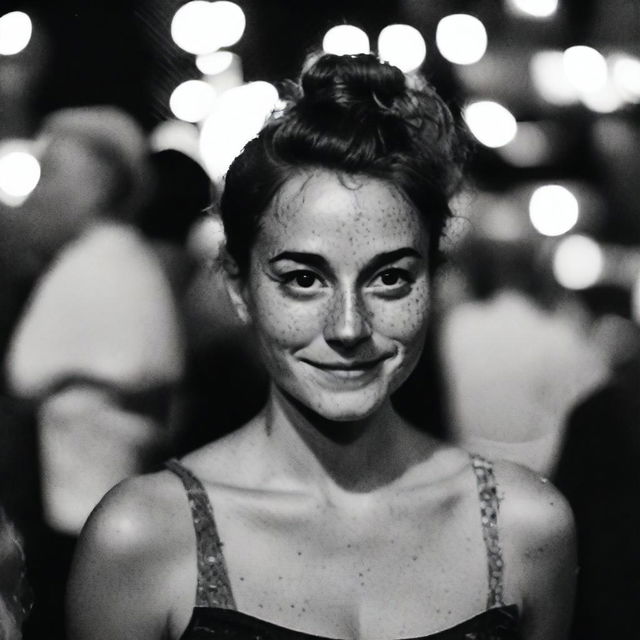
[282, 270, 324, 291]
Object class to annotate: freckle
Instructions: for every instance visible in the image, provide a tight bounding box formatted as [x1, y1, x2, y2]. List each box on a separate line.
[297, 551, 302, 556]
[240, 576, 244, 581]
[412, 555, 418, 561]
[290, 604, 295, 608]
[278, 576, 283, 580]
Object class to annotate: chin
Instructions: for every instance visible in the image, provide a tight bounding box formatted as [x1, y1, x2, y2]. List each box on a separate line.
[284, 384, 390, 424]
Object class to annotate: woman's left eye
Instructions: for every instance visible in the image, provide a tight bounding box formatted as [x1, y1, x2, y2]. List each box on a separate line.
[371, 268, 412, 288]
[281, 270, 324, 291]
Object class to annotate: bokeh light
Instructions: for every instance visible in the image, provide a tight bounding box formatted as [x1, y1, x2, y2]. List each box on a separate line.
[149, 119, 202, 163]
[0, 141, 40, 207]
[196, 50, 236, 75]
[0, 11, 33, 55]
[171, 1, 245, 55]
[497, 122, 552, 167]
[322, 25, 370, 56]
[552, 234, 604, 290]
[169, 80, 217, 123]
[530, 50, 579, 105]
[171, 1, 219, 55]
[199, 81, 279, 182]
[436, 14, 487, 65]
[563, 45, 608, 94]
[610, 53, 640, 103]
[529, 184, 579, 237]
[377, 24, 426, 73]
[210, 1, 245, 47]
[463, 100, 517, 148]
[506, 0, 558, 18]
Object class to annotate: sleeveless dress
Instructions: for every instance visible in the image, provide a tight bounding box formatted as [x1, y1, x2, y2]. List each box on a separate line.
[166, 455, 521, 640]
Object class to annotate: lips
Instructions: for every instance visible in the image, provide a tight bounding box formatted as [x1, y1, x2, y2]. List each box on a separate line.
[301, 356, 388, 381]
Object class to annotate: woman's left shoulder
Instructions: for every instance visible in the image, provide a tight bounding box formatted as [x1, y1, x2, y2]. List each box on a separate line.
[490, 459, 575, 548]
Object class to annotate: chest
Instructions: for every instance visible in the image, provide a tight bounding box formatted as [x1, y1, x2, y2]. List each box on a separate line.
[169, 494, 493, 639]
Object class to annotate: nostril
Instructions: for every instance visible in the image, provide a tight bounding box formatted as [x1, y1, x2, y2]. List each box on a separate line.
[323, 292, 372, 347]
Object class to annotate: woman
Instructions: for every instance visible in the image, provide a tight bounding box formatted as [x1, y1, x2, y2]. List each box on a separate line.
[67, 53, 575, 640]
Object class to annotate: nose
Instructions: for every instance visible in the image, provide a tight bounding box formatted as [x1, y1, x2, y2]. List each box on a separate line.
[323, 287, 372, 349]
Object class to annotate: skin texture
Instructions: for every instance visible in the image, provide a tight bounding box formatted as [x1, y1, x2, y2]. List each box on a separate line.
[67, 169, 576, 640]
[232, 170, 430, 424]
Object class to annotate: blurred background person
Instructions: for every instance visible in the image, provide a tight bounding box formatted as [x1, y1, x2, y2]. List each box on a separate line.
[4, 106, 187, 639]
[438, 208, 608, 477]
[553, 281, 640, 639]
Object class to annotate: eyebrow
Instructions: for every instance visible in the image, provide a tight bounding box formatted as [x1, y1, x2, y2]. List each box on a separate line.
[268, 248, 424, 271]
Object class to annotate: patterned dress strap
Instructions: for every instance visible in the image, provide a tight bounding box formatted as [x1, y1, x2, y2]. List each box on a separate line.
[470, 454, 505, 609]
[165, 459, 237, 610]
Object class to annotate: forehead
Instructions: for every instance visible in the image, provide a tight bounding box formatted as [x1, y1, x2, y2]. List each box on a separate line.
[258, 169, 426, 253]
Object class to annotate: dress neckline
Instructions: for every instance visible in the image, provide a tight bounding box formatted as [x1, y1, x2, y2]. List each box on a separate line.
[183, 603, 520, 640]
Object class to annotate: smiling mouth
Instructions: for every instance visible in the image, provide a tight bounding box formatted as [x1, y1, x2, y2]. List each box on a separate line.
[302, 358, 386, 378]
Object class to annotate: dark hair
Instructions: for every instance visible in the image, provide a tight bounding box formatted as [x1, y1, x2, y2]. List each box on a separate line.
[220, 53, 470, 276]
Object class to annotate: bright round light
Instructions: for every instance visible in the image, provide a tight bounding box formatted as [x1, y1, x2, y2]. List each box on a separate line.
[497, 121, 551, 167]
[530, 50, 579, 105]
[552, 234, 604, 290]
[610, 53, 640, 103]
[463, 100, 517, 148]
[196, 50, 235, 75]
[529, 185, 579, 237]
[0, 11, 33, 55]
[507, 0, 558, 18]
[149, 119, 202, 163]
[199, 81, 279, 182]
[579, 84, 624, 114]
[169, 80, 217, 123]
[171, 1, 220, 55]
[322, 25, 370, 56]
[563, 45, 608, 94]
[210, 1, 245, 47]
[436, 14, 487, 65]
[377, 24, 426, 73]
[0, 146, 40, 207]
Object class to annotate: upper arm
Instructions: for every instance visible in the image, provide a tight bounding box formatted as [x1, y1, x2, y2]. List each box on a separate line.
[65, 477, 175, 640]
[497, 462, 577, 640]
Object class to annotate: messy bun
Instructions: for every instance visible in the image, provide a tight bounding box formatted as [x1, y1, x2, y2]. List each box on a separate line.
[221, 52, 470, 276]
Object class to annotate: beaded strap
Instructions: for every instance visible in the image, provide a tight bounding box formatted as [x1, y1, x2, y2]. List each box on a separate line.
[470, 454, 505, 609]
[166, 459, 237, 610]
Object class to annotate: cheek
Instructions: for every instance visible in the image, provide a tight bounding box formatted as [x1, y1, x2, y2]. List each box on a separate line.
[370, 285, 430, 344]
[249, 282, 324, 349]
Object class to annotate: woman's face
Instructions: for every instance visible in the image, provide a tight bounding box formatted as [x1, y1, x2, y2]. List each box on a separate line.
[234, 169, 431, 422]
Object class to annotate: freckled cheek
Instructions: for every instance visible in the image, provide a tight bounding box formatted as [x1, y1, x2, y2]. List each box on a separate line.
[369, 290, 430, 343]
[250, 289, 325, 348]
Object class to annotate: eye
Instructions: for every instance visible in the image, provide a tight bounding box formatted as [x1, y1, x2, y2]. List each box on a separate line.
[371, 268, 412, 289]
[282, 270, 324, 291]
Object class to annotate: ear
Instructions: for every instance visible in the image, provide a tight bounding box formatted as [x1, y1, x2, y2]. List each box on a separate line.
[222, 253, 252, 325]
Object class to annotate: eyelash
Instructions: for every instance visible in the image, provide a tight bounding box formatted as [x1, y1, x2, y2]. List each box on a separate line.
[279, 268, 414, 295]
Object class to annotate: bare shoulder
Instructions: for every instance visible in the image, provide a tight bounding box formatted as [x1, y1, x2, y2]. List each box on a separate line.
[67, 470, 193, 640]
[76, 469, 189, 557]
[491, 459, 575, 543]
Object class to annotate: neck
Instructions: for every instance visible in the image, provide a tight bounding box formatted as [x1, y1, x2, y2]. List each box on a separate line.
[259, 385, 429, 496]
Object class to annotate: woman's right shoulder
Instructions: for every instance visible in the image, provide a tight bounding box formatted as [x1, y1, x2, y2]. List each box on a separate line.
[67, 470, 194, 640]
[78, 469, 189, 557]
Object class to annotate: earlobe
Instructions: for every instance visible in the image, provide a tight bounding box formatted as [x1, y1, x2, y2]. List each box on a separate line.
[223, 257, 252, 325]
